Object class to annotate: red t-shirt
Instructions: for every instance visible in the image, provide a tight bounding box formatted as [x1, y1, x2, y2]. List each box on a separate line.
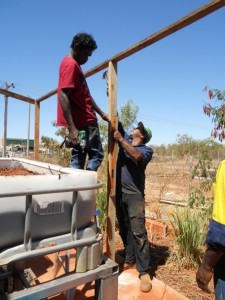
[57, 56, 97, 128]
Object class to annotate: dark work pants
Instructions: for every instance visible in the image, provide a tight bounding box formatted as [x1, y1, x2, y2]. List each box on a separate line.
[71, 122, 104, 171]
[116, 190, 150, 275]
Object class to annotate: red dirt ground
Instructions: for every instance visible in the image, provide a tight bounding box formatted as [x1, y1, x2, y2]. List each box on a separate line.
[114, 229, 214, 300]
[0, 167, 38, 176]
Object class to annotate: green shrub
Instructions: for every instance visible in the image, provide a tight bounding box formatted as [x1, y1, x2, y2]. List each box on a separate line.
[189, 153, 216, 211]
[170, 207, 207, 268]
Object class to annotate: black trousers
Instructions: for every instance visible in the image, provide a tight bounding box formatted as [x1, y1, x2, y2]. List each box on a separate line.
[116, 190, 150, 275]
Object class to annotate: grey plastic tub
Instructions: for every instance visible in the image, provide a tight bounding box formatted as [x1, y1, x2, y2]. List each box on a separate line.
[0, 158, 101, 252]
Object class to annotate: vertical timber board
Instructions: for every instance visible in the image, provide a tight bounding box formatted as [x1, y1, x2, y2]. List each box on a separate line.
[34, 101, 40, 160]
[106, 61, 118, 260]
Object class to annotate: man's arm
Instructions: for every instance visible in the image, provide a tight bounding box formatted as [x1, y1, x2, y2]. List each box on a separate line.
[196, 161, 225, 293]
[91, 97, 109, 122]
[114, 130, 143, 161]
[59, 88, 79, 144]
[196, 246, 224, 293]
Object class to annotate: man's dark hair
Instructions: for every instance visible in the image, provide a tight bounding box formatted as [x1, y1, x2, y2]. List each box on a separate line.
[70, 32, 97, 51]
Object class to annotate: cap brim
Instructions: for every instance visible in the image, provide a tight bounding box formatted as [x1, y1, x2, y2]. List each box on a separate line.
[138, 122, 150, 143]
[137, 122, 145, 133]
[137, 122, 146, 135]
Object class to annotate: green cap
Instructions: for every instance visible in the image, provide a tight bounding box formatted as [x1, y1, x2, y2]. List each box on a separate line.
[137, 122, 152, 144]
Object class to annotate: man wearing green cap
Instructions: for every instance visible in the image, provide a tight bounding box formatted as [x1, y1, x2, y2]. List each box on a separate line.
[114, 121, 153, 293]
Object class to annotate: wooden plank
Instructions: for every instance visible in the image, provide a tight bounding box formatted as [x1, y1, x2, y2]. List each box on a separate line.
[36, 89, 57, 103]
[0, 88, 35, 104]
[106, 61, 118, 260]
[34, 101, 40, 160]
[85, 0, 225, 77]
[32, 0, 225, 100]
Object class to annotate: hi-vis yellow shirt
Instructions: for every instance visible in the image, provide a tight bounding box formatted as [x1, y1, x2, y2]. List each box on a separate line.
[206, 160, 225, 249]
[212, 160, 225, 225]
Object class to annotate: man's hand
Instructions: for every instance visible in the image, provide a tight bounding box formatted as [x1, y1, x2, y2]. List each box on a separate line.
[196, 264, 213, 293]
[114, 131, 123, 143]
[101, 113, 109, 122]
[68, 128, 79, 145]
[196, 247, 224, 294]
[91, 96, 109, 122]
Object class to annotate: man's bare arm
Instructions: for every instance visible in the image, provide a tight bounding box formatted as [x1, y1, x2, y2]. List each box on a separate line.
[114, 130, 143, 161]
[196, 247, 224, 293]
[91, 96, 109, 122]
[59, 88, 79, 143]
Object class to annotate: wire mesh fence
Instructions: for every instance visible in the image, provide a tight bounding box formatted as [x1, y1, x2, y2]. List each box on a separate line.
[145, 157, 218, 222]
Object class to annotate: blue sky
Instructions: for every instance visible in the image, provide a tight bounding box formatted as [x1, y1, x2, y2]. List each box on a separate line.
[1, 0, 225, 146]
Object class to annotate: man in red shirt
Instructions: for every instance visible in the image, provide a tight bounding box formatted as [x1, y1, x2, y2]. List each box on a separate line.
[57, 32, 108, 171]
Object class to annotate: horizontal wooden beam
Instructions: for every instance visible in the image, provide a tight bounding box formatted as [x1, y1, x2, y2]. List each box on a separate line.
[36, 89, 57, 103]
[40, 0, 225, 100]
[1, 0, 224, 103]
[85, 0, 225, 77]
[0, 88, 35, 104]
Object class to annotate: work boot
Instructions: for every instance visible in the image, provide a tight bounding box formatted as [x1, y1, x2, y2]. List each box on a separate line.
[140, 273, 152, 292]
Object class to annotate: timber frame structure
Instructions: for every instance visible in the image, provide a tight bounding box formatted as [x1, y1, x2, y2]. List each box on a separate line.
[1, 0, 225, 259]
